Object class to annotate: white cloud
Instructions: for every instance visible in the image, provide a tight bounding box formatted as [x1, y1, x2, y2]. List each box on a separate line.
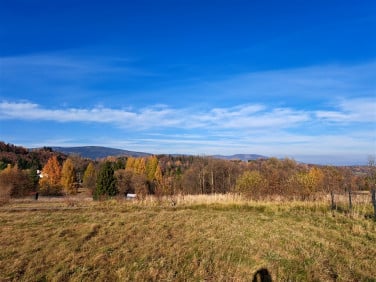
[1, 97, 375, 131]
[0, 101, 312, 131]
[316, 97, 376, 122]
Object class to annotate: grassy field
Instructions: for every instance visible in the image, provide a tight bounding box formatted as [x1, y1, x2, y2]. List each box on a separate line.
[0, 195, 375, 281]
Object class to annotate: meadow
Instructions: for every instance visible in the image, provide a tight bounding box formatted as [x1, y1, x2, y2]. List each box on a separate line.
[0, 195, 375, 281]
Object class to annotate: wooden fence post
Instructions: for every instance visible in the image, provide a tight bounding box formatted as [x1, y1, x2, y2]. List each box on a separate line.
[330, 191, 335, 210]
[372, 189, 376, 219]
[348, 190, 352, 212]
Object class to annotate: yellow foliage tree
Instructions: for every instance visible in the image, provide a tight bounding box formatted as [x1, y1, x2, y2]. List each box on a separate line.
[125, 157, 136, 172]
[154, 164, 167, 195]
[61, 158, 76, 194]
[146, 156, 159, 181]
[135, 158, 146, 175]
[235, 170, 267, 199]
[83, 162, 96, 191]
[289, 169, 323, 200]
[308, 167, 324, 192]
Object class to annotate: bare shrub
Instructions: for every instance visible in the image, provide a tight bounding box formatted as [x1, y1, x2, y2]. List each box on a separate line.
[0, 183, 11, 205]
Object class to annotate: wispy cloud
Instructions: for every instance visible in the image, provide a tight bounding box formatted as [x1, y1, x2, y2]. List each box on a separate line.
[0, 101, 312, 130]
[0, 54, 150, 78]
[316, 98, 376, 123]
[1, 98, 374, 130]
[3, 98, 372, 164]
[0, 102, 179, 128]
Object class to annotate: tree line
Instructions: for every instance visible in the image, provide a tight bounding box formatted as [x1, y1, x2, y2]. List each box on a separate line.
[1, 148, 375, 200]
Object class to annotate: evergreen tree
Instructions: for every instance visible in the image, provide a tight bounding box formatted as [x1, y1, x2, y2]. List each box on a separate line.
[94, 162, 117, 200]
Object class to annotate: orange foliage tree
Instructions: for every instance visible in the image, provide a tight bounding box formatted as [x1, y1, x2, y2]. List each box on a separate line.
[39, 155, 62, 195]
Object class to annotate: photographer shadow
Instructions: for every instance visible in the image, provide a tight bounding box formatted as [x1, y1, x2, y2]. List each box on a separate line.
[252, 268, 272, 282]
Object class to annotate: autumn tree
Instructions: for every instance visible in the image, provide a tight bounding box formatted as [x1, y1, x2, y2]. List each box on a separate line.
[94, 162, 117, 200]
[146, 156, 159, 181]
[235, 170, 267, 199]
[308, 167, 324, 193]
[321, 166, 343, 193]
[0, 164, 35, 198]
[83, 162, 97, 192]
[154, 164, 166, 196]
[286, 168, 324, 200]
[68, 154, 91, 185]
[125, 157, 136, 172]
[135, 158, 146, 175]
[61, 158, 76, 194]
[39, 155, 62, 195]
[114, 169, 133, 196]
[182, 166, 202, 195]
[132, 173, 149, 198]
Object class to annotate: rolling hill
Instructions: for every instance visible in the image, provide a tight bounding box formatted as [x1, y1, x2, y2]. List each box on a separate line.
[52, 146, 151, 159]
[51, 146, 267, 161]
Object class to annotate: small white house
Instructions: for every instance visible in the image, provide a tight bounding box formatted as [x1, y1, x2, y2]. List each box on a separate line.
[126, 193, 137, 199]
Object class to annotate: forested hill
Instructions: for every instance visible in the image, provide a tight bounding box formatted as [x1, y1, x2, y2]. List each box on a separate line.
[52, 146, 267, 161]
[52, 146, 151, 159]
[1, 141, 266, 167]
[0, 141, 67, 170]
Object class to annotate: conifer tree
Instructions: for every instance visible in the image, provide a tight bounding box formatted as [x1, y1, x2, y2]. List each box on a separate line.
[94, 162, 117, 200]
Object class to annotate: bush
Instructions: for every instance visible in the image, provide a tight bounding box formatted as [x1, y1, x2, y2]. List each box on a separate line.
[235, 170, 267, 199]
[0, 165, 36, 198]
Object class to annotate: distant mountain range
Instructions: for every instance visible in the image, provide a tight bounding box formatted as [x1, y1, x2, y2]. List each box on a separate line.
[51, 146, 267, 161]
[213, 154, 267, 161]
[52, 146, 151, 159]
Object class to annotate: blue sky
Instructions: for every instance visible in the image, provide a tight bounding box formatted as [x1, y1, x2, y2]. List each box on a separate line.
[0, 0, 375, 165]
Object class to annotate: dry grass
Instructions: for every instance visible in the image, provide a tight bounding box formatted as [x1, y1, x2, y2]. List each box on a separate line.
[0, 195, 375, 281]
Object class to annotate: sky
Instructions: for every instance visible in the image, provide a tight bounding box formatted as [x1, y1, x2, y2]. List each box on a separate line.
[0, 0, 375, 165]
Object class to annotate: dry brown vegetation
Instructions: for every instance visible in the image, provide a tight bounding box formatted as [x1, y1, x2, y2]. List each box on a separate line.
[0, 195, 375, 281]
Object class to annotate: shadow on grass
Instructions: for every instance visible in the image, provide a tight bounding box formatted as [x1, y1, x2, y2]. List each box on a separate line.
[252, 268, 272, 282]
